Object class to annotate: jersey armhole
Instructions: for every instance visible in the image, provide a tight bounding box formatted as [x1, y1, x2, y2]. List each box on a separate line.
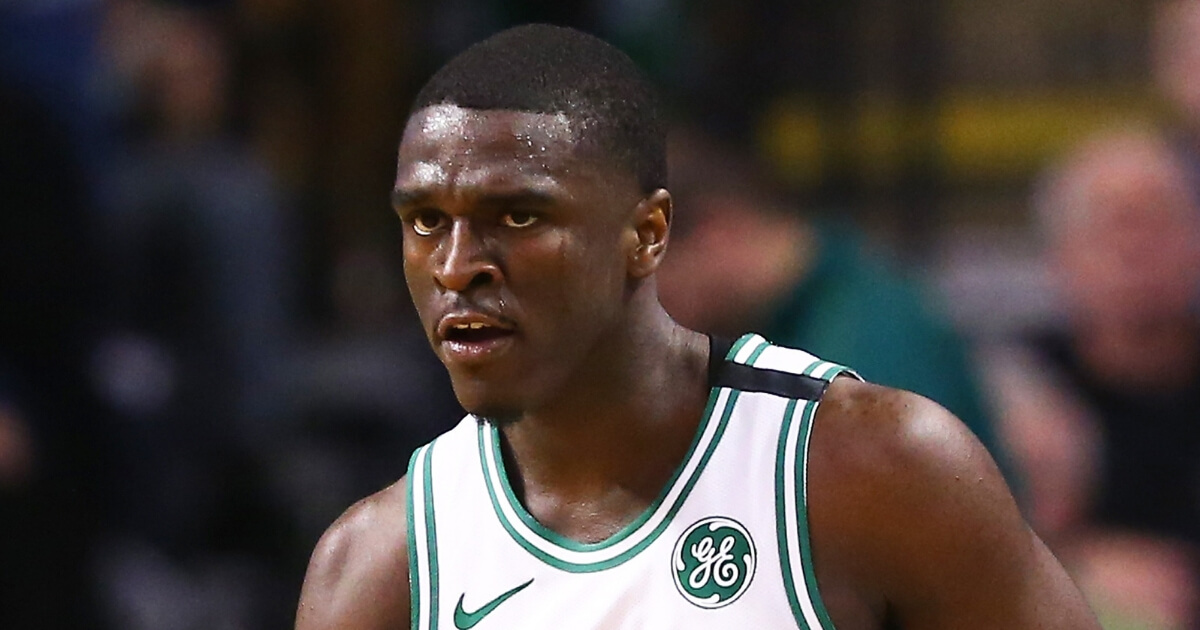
[407, 441, 440, 630]
[777, 364, 855, 630]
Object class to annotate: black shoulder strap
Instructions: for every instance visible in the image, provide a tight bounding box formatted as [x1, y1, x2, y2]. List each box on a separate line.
[706, 334, 736, 388]
[707, 334, 830, 402]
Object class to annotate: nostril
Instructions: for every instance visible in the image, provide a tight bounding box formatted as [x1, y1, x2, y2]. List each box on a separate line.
[433, 260, 498, 292]
[468, 271, 494, 289]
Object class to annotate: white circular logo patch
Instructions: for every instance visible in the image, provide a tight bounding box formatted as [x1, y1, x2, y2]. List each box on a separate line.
[671, 516, 756, 609]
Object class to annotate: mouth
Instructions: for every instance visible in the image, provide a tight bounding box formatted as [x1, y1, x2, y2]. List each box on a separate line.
[436, 313, 517, 364]
[444, 321, 513, 343]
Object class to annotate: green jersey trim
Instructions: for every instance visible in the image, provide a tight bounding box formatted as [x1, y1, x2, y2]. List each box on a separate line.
[797, 393, 837, 629]
[777, 355, 854, 630]
[406, 447, 420, 630]
[408, 441, 441, 630]
[477, 334, 768, 572]
[775, 398, 810, 630]
[423, 442, 440, 630]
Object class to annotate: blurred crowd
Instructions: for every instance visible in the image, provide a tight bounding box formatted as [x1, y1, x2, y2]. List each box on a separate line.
[2, 0, 1200, 629]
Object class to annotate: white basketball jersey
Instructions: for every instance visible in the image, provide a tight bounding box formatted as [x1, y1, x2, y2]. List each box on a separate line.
[407, 333, 858, 629]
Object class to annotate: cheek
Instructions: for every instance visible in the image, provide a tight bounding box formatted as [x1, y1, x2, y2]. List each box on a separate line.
[572, 229, 633, 303]
[514, 231, 625, 320]
[520, 233, 591, 303]
[402, 242, 439, 318]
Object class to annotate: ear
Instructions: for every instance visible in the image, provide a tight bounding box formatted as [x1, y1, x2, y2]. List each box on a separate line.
[628, 189, 672, 278]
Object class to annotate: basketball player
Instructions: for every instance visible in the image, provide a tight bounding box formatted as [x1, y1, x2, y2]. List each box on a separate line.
[296, 25, 1098, 629]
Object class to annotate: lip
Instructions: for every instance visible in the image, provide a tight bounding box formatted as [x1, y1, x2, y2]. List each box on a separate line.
[435, 311, 518, 365]
[435, 311, 513, 339]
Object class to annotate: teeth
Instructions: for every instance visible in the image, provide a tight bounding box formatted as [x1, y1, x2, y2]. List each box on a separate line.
[451, 322, 488, 330]
[469, 322, 484, 329]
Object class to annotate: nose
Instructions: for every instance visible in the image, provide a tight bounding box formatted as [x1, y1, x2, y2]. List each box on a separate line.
[433, 219, 500, 292]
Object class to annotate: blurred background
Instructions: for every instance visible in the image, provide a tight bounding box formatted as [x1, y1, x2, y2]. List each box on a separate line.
[2, 0, 1199, 628]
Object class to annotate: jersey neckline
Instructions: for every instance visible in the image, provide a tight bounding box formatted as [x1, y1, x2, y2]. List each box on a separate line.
[475, 333, 770, 572]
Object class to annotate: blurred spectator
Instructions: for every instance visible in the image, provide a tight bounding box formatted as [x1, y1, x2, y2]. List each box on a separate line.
[658, 129, 1007, 467]
[91, 4, 299, 627]
[1025, 127, 1200, 543]
[987, 126, 1200, 628]
[99, 2, 294, 435]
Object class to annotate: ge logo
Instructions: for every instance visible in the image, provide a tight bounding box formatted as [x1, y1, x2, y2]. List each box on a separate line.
[671, 516, 756, 609]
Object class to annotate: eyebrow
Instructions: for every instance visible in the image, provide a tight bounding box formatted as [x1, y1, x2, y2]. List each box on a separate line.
[476, 189, 558, 208]
[391, 188, 431, 210]
[390, 187, 560, 210]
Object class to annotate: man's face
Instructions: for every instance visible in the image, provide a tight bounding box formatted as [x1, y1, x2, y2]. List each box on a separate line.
[1057, 157, 1200, 327]
[394, 105, 644, 419]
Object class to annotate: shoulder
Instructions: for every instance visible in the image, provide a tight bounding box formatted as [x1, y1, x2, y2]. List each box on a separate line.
[806, 378, 1002, 566]
[296, 478, 411, 630]
[809, 377, 1018, 565]
[805, 378, 1099, 628]
[812, 377, 985, 485]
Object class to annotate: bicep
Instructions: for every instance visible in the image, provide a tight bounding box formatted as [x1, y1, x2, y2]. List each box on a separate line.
[296, 480, 412, 630]
[890, 508, 1095, 629]
[809, 383, 1098, 630]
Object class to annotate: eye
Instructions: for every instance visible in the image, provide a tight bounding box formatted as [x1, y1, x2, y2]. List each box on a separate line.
[501, 211, 539, 228]
[410, 209, 447, 236]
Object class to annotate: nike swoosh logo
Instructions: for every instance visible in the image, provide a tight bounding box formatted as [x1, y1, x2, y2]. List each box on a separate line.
[453, 578, 534, 629]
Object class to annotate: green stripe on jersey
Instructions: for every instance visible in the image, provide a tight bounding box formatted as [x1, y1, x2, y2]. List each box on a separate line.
[777, 353, 853, 630]
[775, 398, 811, 630]
[423, 442, 440, 629]
[407, 443, 441, 630]
[796, 396, 836, 629]
[478, 335, 770, 572]
[406, 447, 421, 630]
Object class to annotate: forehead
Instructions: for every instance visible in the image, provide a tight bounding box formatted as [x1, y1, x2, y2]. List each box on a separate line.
[1088, 158, 1192, 216]
[397, 105, 587, 192]
[402, 104, 578, 156]
[1057, 147, 1197, 235]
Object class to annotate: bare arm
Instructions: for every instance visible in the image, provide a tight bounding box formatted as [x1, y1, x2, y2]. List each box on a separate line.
[296, 478, 411, 630]
[809, 378, 1099, 629]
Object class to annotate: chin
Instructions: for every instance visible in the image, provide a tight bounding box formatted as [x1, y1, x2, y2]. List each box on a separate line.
[473, 411, 523, 428]
[453, 385, 525, 426]
[465, 403, 524, 428]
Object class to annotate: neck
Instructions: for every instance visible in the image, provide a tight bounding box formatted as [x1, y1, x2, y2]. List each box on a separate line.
[496, 298, 711, 542]
[1072, 315, 1200, 393]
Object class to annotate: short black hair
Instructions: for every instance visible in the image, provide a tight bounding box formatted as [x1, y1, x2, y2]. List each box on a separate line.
[410, 24, 666, 193]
